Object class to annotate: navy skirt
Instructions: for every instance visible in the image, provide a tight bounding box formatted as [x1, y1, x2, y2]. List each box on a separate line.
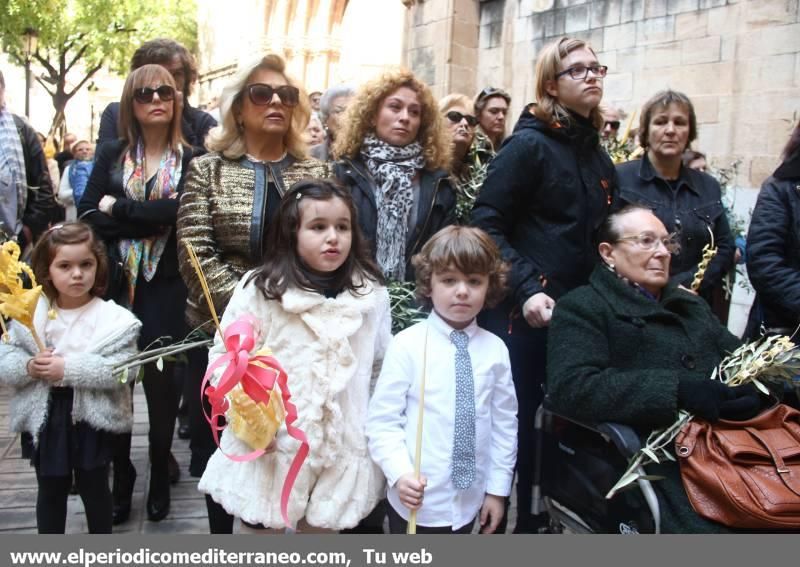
[33, 387, 114, 477]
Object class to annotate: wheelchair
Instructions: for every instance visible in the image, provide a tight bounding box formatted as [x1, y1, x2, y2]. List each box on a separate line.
[531, 402, 662, 534]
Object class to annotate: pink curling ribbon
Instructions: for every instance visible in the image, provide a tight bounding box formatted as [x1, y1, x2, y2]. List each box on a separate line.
[201, 315, 309, 528]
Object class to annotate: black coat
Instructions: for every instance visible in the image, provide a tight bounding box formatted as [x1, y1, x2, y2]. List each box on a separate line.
[471, 106, 615, 308]
[746, 154, 800, 331]
[10, 115, 60, 245]
[96, 101, 216, 152]
[334, 156, 456, 282]
[78, 140, 194, 346]
[615, 155, 735, 292]
[547, 264, 741, 533]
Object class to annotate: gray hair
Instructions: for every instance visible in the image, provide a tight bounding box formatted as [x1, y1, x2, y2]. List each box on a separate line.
[319, 84, 356, 124]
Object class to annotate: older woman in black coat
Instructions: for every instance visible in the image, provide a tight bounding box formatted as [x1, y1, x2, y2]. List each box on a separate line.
[546, 205, 761, 533]
[615, 90, 735, 302]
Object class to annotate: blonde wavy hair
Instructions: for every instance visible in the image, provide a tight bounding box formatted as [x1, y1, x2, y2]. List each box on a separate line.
[333, 68, 450, 171]
[205, 54, 310, 160]
[533, 37, 604, 130]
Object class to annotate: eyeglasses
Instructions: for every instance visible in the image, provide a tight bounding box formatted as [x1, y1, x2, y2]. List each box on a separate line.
[445, 110, 479, 127]
[133, 85, 175, 104]
[616, 232, 679, 254]
[246, 84, 300, 107]
[555, 65, 608, 81]
[604, 120, 621, 130]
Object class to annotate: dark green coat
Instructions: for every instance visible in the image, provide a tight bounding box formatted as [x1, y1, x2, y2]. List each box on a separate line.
[546, 265, 741, 533]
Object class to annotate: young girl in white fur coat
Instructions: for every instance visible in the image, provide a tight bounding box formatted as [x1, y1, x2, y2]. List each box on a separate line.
[198, 179, 391, 532]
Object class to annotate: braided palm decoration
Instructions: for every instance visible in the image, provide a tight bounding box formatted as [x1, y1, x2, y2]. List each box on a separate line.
[690, 227, 718, 292]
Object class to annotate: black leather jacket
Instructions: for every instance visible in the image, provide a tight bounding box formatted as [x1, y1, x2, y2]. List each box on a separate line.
[472, 107, 615, 308]
[746, 154, 800, 331]
[615, 155, 735, 292]
[334, 156, 456, 282]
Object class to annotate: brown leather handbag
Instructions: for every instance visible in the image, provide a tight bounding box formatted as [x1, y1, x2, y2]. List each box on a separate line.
[675, 403, 800, 530]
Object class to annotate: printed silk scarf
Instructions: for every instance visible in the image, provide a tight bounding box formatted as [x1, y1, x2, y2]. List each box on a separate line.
[359, 133, 425, 280]
[119, 140, 182, 305]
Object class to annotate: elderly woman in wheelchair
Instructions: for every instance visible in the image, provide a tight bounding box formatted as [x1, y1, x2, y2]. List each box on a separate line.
[545, 204, 764, 533]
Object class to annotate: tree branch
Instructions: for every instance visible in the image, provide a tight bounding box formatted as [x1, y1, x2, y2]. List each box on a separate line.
[65, 44, 89, 75]
[33, 51, 58, 78]
[34, 76, 56, 98]
[66, 63, 103, 99]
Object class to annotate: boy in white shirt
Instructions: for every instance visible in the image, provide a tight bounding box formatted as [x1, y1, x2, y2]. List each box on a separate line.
[368, 226, 518, 534]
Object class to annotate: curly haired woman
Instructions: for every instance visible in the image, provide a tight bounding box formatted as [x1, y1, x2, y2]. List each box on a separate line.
[333, 69, 456, 283]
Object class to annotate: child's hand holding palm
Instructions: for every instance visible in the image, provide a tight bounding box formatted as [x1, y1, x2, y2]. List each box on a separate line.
[28, 348, 65, 382]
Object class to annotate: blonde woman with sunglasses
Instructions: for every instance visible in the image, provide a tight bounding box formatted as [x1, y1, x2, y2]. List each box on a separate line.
[176, 54, 328, 533]
[78, 64, 196, 525]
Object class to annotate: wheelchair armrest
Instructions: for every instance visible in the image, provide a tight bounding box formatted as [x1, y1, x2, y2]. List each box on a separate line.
[540, 401, 643, 459]
[595, 422, 642, 459]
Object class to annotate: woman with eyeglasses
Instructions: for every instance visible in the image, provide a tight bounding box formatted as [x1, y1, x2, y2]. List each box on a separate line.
[439, 93, 494, 223]
[333, 69, 456, 283]
[614, 90, 735, 304]
[472, 36, 615, 533]
[176, 54, 328, 533]
[547, 205, 760, 533]
[78, 64, 196, 524]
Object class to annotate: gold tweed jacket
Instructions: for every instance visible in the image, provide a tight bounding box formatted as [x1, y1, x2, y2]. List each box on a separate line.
[176, 152, 330, 331]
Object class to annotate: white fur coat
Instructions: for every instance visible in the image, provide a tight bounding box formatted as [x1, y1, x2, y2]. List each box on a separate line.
[198, 273, 392, 530]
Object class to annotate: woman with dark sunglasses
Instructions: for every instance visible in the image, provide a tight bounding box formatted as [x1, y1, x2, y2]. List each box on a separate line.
[333, 69, 456, 285]
[78, 64, 196, 525]
[439, 93, 495, 223]
[175, 54, 327, 533]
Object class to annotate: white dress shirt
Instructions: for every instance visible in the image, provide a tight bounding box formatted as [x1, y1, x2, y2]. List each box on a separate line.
[367, 310, 518, 529]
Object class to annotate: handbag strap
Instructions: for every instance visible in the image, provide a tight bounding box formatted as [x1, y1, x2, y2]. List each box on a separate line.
[745, 426, 800, 498]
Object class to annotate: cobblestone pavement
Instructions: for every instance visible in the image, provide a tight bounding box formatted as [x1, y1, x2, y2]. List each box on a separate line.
[0, 385, 517, 534]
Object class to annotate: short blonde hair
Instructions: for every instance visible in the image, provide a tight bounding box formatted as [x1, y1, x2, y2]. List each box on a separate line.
[206, 54, 310, 160]
[533, 37, 604, 130]
[333, 68, 451, 171]
[439, 93, 473, 114]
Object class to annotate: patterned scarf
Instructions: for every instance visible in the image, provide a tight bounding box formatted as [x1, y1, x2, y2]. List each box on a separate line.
[360, 133, 425, 280]
[119, 140, 182, 305]
[0, 107, 26, 239]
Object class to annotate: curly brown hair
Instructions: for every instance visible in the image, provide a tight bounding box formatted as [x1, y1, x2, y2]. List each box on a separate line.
[412, 225, 509, 310]
[333, 68, 451, 171]
[30, 222, 110, 302]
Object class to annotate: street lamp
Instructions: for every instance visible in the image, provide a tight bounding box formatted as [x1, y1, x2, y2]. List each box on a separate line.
[22, 27, 38, 119]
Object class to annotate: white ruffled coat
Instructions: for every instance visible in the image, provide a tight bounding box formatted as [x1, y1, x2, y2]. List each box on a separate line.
[198, 273, 392, 529]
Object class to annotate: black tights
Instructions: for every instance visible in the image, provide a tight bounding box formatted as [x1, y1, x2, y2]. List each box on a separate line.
[141, 359, 179, 479]
[36, 466, 112, 533]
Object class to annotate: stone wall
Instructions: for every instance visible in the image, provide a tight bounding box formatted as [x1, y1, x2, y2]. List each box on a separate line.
[405, 0, 800, 189]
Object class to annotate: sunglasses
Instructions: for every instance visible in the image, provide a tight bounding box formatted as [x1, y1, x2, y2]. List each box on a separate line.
[476, 86, 510, 104]
[246, 84, 300, 107]
[445, 110, 478, 127]
[133, 85, 175, 104]
[604, 120, 621, 130]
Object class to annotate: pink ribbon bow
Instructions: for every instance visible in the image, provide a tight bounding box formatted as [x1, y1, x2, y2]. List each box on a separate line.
[201, 315, 309, 528]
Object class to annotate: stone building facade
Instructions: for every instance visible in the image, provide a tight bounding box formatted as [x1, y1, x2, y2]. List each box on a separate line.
[404, 0, 800, 189]
[196, 0, 405, 105]
[404, 0, 800, 334]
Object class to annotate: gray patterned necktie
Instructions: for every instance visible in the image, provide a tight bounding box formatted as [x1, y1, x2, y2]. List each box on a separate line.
[450, 329, 476, 489]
